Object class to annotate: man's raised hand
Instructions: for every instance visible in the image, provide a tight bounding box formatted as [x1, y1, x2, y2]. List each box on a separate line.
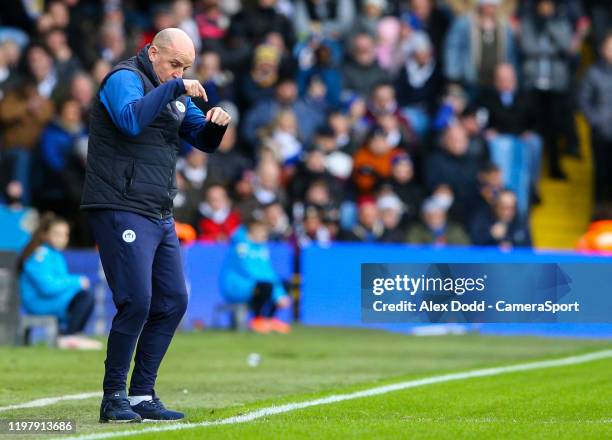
[206, 107, 231, 126]
[182, 79, 208, 101]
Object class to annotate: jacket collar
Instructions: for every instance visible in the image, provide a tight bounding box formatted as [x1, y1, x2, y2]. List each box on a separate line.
[136, 44, 161, 87]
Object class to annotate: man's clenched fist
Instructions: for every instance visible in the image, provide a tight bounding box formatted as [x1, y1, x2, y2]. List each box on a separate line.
[206, 107, 231, 126]
[182, 79, 208, 100]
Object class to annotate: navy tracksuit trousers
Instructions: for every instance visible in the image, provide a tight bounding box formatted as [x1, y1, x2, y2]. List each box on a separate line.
[88, 209, 188, 396]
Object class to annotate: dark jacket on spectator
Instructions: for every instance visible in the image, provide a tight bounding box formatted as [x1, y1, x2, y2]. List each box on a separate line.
[207, 150, 253, 187]
[399, 6, 450, 62]
[470, 208, 532, 247]
[290, 165, 341, 207]
[387, 179, 424, 225]
[379, 226, 407, 243]
[229, 5, 295, 55]
[425, 150, 480, 225]
[338, 221, 384, 242]
[480, 88, 536, 135]
[342, 59, 390, 97]
[40, 120, 87, 202]
[579, 61, 612, 141]
[519, 15, 573, 92]
[407, 221, 470, 245]
[394, 59, 443, 114]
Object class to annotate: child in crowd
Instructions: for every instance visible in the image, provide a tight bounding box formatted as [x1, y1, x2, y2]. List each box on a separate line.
[353, 126, 403, 195]
[220, 219, 291, 334]
[18, 213, 100, 349]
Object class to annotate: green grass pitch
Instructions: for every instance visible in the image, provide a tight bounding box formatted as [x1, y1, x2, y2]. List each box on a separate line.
[0, 326, 610, 439]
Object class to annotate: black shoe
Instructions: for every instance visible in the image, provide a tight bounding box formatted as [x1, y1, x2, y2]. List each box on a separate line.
[130, 395, 185, 421]
[100, 390, 142, 423]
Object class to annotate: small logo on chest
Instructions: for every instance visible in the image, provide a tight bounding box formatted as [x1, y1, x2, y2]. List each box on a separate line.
[175, 101, 185, 113]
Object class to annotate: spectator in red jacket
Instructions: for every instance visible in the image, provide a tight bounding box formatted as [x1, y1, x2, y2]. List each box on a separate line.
[196, 184, 241, 242]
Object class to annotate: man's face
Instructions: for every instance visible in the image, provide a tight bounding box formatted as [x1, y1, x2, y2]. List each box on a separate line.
[329, 113, 349, 134]
[392, 159, 413, 183]
[369, 134, 391, 155]
[46, 30, 66, 52]
[61, 100, 82, 126]
[276, 81, 297, 105]
[304, 212, 322, 234]
[198, 52, 220, 80]
[207, 186, 229, 211]
[414, 48, 432, 65]
[353, 35, 375, 66]
[461, 114, 480, 135]
[444, 125, 469, 156]
[264, 204, 284, 226]
[258, 162, 280, 190]
[28, 47, 52, 80]
[306, 150, 326, 172]
[411, 0, 431, 19]
[315, 135, 336, 153]
[537, 0, 555, 17]
[381, 208, 400, 228]
[495, 192, 517, 222]
[49, 2, 69, 27]
[187, 149, 206, 168]
[424, 209, 446, 230]
[259, 0, 277, 8]
[71, 76, 94, 107]
[372, 86, 396, 113]
[148, 43, 194, 83]
[480, 4, 499, 18]
[359, 203, 379, 228]
[306, 184, 330, 206]
[495, 64, 517, 93]
[602, 37, 612, 64]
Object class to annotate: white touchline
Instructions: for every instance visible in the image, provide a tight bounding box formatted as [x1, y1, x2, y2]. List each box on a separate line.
[0, 392, 101, 413]
[53, 348, 611, 440]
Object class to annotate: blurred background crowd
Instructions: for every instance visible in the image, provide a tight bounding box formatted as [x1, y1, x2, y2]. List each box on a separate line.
[1, 0, 612, 253]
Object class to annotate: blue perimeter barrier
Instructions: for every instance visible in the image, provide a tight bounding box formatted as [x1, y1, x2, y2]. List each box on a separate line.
[63, 243, 294, 333]
[61, 243, 611, 338]
[299, 244, 612, 339]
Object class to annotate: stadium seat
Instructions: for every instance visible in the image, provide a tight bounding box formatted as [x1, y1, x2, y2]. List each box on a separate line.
[16, 314, 59, 347]
[211, 303, 249, 332]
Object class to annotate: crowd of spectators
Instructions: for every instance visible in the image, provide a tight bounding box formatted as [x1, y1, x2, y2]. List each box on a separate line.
[1, 0, 611, 253]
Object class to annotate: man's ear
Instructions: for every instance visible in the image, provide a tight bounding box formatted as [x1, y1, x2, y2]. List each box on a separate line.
[148, 45, 158, 62]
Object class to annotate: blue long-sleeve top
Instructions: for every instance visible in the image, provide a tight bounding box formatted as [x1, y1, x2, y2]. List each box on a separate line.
[19, 244, 83, 318]
[100, 70, 226, 152]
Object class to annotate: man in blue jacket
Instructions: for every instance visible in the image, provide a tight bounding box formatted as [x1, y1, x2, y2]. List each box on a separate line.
[81, 28, 230, 423]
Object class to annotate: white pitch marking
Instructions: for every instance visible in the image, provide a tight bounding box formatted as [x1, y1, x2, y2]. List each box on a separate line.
[54, 349, 612, 440]
[0, 392, 101, 413]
